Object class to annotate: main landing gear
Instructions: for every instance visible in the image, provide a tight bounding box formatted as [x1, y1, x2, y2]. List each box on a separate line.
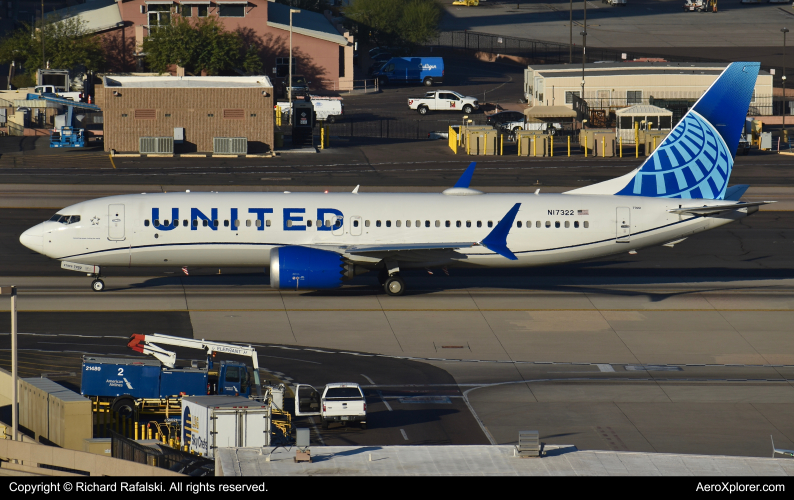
[378, 262, 405, 296]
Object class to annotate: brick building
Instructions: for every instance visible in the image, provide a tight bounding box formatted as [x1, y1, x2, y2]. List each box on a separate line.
[55, 0, 354, 91]
[96, 75, 274, 154]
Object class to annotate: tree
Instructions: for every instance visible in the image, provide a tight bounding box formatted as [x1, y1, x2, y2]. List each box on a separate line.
[344, 0, 441, 48]
[274, 0, 331, 14]
[242, 45, 263, 75]
[399, 0, 442, 46]
[0, 15, 105, 78]
[142, 16, 242, 75]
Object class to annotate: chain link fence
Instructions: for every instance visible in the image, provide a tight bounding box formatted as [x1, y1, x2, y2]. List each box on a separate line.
[430, 31, 714, 65]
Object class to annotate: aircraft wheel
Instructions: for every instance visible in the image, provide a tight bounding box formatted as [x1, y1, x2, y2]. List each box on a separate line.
[92, 279, 105, 292]
[384, 276, 406, 296]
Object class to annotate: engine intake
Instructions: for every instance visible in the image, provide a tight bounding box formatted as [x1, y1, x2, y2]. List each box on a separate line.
[270, 246, 346, 290]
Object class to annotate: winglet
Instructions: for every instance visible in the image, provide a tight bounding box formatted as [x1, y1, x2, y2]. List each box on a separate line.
[480, 203, 521, 260]
[454, 162, 477, 188]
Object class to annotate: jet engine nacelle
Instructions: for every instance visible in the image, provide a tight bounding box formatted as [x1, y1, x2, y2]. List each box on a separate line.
[270, 246, 368, 290]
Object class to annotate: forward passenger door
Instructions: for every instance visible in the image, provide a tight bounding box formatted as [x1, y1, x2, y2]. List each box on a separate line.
[108, 204, 125, 241]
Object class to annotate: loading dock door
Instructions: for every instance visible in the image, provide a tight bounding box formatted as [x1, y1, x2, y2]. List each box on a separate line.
[616, 207, 631, 243]
[108, 204, 125, 241]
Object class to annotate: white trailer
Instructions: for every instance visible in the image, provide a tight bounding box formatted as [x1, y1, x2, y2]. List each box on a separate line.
[182, 396, 271, 458]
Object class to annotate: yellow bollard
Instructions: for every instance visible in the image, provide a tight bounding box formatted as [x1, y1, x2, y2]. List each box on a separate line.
[484, 134, 487, 155]
[500, 134, 503, 156]
[148, 425, 152, 440]
[635, 122, 639, 158]
[518, 135, 521, 156]
[533, 136, 537, 157]
[653, 136, 657, 152]
[550, 135, 553, 157]
[620, 136, 623, 158]
[602, 136, 605, 158]
[567, 136, 571, 157]
[584, 135, 588, 158]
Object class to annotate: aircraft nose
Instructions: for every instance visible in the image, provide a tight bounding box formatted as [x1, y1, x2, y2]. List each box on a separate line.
[19, 226, 43, 253]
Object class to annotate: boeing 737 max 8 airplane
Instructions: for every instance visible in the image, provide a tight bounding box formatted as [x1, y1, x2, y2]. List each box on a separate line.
[20, 62, 773, 296]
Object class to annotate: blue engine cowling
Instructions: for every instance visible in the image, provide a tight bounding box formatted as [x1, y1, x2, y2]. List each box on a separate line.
[270, 246, 345, 290]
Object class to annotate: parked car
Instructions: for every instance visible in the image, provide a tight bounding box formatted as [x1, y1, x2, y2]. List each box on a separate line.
[408, 90, 478, 115]
[372, 57, 444, 86]
[428, 125, 461, 140]
[486, 110, 526, 129]
[281, 75, 309, 98]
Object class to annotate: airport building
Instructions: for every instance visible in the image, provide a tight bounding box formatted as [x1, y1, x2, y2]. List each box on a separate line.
[523, 63, 775, 125]
[96, 75, 274, 154]
[52, 0, 354, 92]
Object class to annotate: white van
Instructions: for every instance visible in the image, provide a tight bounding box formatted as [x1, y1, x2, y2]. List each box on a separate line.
[276, 96, 344, 123]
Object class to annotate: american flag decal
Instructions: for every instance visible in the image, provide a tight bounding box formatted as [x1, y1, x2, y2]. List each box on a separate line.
[578, 210, 589, 215]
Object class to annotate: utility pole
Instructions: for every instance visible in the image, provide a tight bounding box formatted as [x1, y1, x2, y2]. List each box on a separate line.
[569, 0, 573, 63]
[1, 287, 17, 441]
[288, 9, 300, 126]
[41, 0, 45, 69]
[783, 28, 789, 141]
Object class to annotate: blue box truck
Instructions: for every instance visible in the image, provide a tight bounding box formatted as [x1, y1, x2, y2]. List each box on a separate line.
[372, 57, 444, 87]
[81, 356, 252, 414]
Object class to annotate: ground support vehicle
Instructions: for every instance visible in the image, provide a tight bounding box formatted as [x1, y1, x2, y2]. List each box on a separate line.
[81, 356, 251, 415]
[182, 396, 270, 458]
[371, 57, 444, 86]
[34, 85, 82, 101]
[81, 333, 269, 415]
[277, 95, 344, 123]
[408, 90, 478, 115]
[295, 383, 367, 429]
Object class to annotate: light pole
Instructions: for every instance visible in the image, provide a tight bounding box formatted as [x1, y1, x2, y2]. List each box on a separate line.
[1, 286, 17, 441]
[580, 30, 587, 104]
[288, 8, 301, 126]
[569, 0, 572, 63]
[40, 0, 45, 70]
[782, 28, 789, 140]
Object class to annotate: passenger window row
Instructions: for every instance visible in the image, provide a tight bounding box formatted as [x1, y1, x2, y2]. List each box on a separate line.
[142, 218, 590, 230]
[144, 219, 272, 228]
[520, 220, 589, 229]
[363, 220, 496, 228]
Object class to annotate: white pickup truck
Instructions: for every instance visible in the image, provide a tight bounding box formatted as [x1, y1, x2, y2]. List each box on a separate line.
[295, 382, 367, 430]
[408, 90, 478, 115]
[34, 85, 82, 101]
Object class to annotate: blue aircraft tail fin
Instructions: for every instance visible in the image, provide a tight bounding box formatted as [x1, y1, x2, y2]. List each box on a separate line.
[567, 62, 760, 200]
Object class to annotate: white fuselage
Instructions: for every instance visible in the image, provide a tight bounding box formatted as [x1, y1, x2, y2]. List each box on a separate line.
[20, 191, 750, 271]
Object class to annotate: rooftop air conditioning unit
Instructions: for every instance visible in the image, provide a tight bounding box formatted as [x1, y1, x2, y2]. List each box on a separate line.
[140, 136, 174, 154]
[214, 137, 248, 155]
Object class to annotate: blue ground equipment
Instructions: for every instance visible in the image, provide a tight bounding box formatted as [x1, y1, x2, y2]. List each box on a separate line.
[372, 57, 444, 86]
[25, 92, 101, 147]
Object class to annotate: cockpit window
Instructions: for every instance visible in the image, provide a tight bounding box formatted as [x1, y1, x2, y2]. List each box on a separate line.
[49, 214, 80, 224]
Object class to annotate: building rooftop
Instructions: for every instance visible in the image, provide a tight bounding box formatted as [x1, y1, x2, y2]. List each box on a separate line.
[616, 105, 674, 116]
[102, 76, 273, 88]
[217, 445, 794, 476]
[50, 0, 123, 34]
[267, 2, 348, 46]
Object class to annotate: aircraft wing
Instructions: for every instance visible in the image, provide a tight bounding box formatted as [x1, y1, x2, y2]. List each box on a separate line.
[668, 201, 774, 216]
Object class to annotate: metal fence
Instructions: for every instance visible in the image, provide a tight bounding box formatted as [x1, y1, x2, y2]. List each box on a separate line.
[318, 118, 466, 140]
[430, 31, 713, 65]
[110, 430, 214, 476]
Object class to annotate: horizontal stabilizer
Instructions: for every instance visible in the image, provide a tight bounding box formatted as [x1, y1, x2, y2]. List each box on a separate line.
[668, 201, 773, 216]
[724, 184, 750, 201]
